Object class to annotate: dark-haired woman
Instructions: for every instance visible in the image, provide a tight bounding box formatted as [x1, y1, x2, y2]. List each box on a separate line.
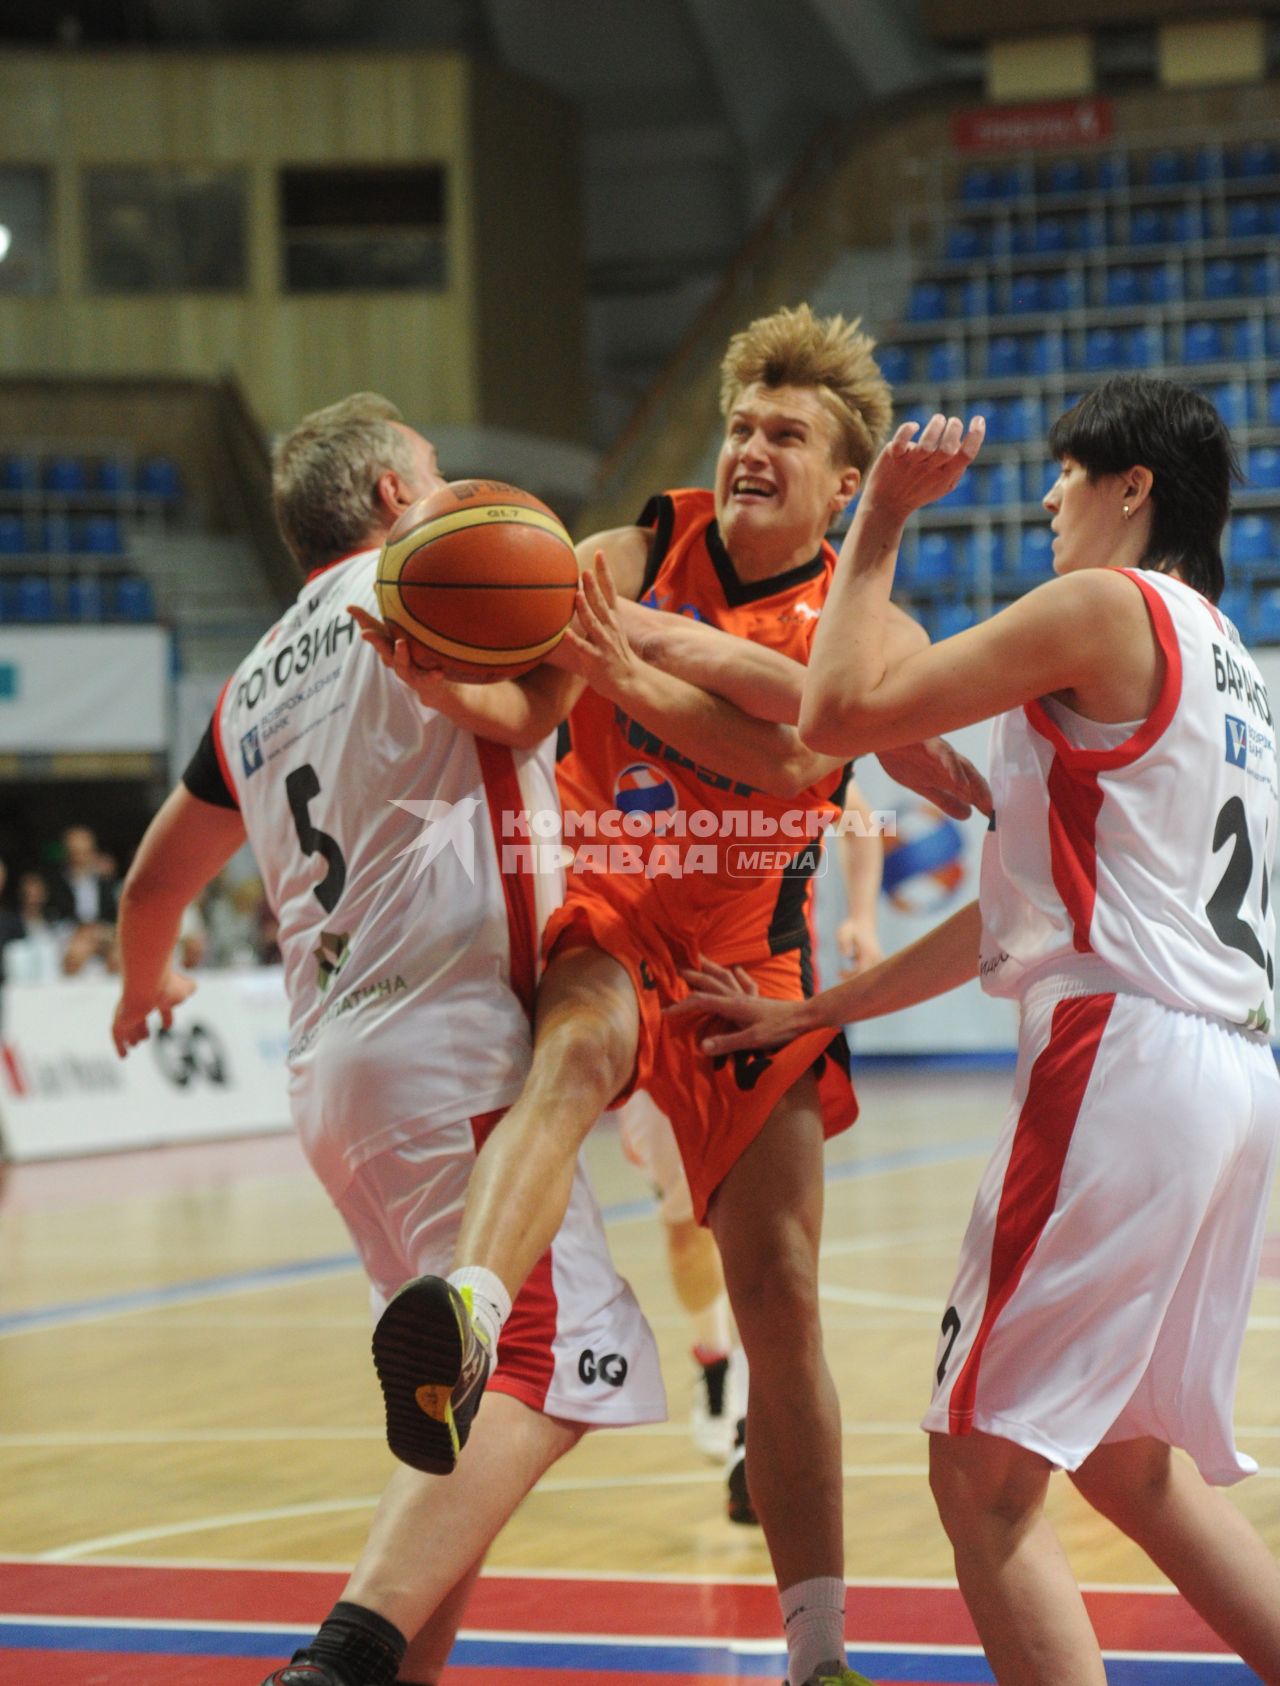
[674, 376, 1280, 1686]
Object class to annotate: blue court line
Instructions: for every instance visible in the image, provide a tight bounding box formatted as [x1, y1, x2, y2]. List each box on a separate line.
[0, 1132, 998, 1336]
[0, 1622, 1261, 1681]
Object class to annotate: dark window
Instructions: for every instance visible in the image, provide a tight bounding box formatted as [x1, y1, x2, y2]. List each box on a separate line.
[280, 165, 447, 292]
[84, 168, 246, 293]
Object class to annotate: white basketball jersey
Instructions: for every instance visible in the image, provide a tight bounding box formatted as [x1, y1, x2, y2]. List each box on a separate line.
[213, 549, 564, 1190]
[980, 569, 1278, 1032]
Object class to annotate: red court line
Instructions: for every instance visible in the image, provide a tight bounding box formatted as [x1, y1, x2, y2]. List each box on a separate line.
[0, 1561, 1230, 1652]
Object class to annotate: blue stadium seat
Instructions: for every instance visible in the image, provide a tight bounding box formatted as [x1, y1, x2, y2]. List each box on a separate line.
[907, 282, 947, 323]
[1183, 321, 1226, 362]
[1228, 200, 1267, 238]
[1096, 154, 1128, 190]
[996, 394, 1042, 443]
[1145, 149, 1186, 187]
[1247, 447, 1280, 489]
[1129, 207, 1166, 245]
[0, 514, 26, 554]
[80, 514, 125, 555]
[987, 336, 1022, 378]
[877, 344, 913, 385]
[94, 456, 131, 494]
[1007, 274, 1043, 314]
[1041, 272, 1080, 310]
[960, 166, 998, 204]
[1203, 258, 1243, 300]
[970, 528, 1006, 576]
[1266, 380, 1280, 427]
[1031, 218, 1067, 254]
[980, 460, 1022, 507]
[1023, 461, 1058, 503]
[936, 473, 976, 510]
[13, 574, 55, 622]
[946, 225, 984, 261]
[1144, 263, 1183, 303]
[1192, 145, 1222, 184]
[1169, 205, 1212, 243]
[1218, 587, 1253, 635]
[1024, 330, 1064, 375]
[1224, 317, 1261, 359]
[112, 574, 156, 620]
[0, 454, 35, 492]
[42, 455, 87, 495]
[926, 341, 965, 382]
[66, 575, 108, 621]
[1209, 381, 1250, 429]
[1230, 514, 1274, 565]
[934, 602, 978, 639]
[1251, 589, 1280, 644]
[1018, 528, 1055, 575]
[1082, 327, 1125, 371]
[1105, 266, 1141, 307]
[958, 276, 995, 317]
[1067, 213, 1100, 251]
[137, 456, 182, 501]
[1125, 325, 1161, 368]
[1242, 255, 1273, 296]
[992, 167, 1024, 200]
[1044, 158, 1086, 196]
[912, 532, 957, 583]
[36, 516, 72, 555]
[1232, 141, 1279, 180]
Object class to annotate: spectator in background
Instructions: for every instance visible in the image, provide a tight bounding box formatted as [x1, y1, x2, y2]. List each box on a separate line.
[47, 825, 118, 927]
[6, 872, 68, 984]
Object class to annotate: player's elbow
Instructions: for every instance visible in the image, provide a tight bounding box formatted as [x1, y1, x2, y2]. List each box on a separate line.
[797, 698, 867, 759]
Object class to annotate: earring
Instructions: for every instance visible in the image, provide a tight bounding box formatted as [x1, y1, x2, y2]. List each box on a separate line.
[1122, 504, 1131, 518]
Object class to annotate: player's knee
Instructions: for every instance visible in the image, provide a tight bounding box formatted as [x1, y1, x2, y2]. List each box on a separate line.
[722, 1223, 818, 1334]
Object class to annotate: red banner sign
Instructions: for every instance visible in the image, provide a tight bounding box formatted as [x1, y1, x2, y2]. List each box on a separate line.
[951, 97, 1114, 153]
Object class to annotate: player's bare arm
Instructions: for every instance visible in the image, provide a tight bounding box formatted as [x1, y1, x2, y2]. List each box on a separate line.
[800, 416, 1161, 756]
[349, 604, 579, 748]
[667, 897, 982, 1055]
[559, 554, 844, 800]
[112, 785, 247, 1056]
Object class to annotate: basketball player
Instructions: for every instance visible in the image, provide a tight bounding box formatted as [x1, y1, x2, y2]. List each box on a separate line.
[367, 306, 987, 1686]
[674, 375, 1280, 1686]
[110, 393, 667, 1686]
[618, 777, 884, 1525]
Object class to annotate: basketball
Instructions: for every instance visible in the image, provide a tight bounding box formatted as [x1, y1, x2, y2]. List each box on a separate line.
[375, 479, 579, 681]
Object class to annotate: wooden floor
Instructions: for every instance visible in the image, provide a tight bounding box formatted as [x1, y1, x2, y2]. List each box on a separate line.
[1, 1064, 1278, 1682]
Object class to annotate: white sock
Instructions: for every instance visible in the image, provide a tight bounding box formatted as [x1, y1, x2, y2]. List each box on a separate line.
[780, 1576, 846, 1686]
[728, 1343, 750, 1418]
[446, 1266, 511, 1355]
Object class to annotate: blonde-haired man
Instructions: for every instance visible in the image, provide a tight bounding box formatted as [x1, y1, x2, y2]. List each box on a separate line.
[368, 304, 988, 1686]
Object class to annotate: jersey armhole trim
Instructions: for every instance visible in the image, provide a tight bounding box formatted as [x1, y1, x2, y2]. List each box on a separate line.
[211, 676, 238, 801]
[1024, 569, 1182, 772]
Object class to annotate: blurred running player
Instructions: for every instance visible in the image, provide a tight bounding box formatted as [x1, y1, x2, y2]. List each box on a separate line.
[111, 393, 665, 1686]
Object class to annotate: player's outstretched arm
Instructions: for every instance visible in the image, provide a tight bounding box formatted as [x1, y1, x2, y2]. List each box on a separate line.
[666, 898, 982, 1054]
[113, 785, 247, 1056]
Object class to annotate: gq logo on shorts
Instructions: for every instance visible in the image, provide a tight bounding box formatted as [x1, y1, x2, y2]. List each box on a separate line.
[578, 1349, 628, 1387]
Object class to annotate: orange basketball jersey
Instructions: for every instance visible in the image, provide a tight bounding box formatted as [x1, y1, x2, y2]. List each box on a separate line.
[556, 488, 844, 966]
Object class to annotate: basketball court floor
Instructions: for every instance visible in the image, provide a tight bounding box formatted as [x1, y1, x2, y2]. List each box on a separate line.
[3, 1065, 1277, 1684]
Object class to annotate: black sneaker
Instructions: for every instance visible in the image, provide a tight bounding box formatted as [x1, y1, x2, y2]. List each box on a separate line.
[726, 1415, 758, 1526]
[371, 1276, 492, 1475]
[691, 1352, 732, 1460]
[258, 1653, 347, 1685]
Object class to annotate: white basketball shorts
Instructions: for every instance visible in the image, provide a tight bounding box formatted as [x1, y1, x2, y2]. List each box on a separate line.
[923, 975, 1280, 1484]
[333, 1107, 667, 1429]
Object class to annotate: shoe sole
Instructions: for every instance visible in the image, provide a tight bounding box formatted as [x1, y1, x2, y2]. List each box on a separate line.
[372, 1277, 466, 1475]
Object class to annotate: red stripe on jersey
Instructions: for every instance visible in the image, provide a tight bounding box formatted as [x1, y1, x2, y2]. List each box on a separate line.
[947, 992, 1113, 1433]
[1024, 570, 1182, 773]
[1046, 755, 1104, 951]
[471, 1108, 559, 1410]
[211, 676, 238, 804]
[475, 738, 539, 1017]
[1, 1043, 26, 1096]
